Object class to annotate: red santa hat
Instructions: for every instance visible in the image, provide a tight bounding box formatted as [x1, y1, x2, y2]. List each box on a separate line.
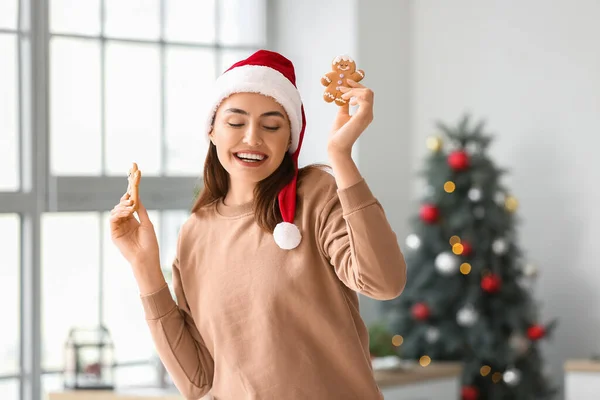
[204, 49, 306, 250]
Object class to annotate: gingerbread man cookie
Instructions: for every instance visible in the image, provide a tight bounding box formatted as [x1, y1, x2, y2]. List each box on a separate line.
[127, 162, 141, 212]
[321, 55, 365, 106]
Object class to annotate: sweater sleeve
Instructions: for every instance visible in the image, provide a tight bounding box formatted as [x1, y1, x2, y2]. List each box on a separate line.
[317, 178, 407, 300]
[140, 258, 214, 399]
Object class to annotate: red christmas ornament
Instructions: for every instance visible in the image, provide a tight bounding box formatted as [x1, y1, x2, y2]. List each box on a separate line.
[448, 150, 470, 171]
[420, 204, 440, 224]
[461, 241, 473, 257]
[527, 324, 546, 341]
[481, 274, 502, 293]
[411, 302, 430, 321]
[461, 385, 479, 400]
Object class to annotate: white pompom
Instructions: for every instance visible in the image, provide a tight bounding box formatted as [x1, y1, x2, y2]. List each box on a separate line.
[273, 222, 302, 250]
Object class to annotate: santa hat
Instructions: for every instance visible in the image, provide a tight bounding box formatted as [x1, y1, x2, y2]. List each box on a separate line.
[204, 50, 306, 250]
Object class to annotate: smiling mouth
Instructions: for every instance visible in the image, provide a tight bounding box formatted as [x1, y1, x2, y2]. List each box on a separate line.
[235, 152, 267, 163]
[339, 65, 350, 70]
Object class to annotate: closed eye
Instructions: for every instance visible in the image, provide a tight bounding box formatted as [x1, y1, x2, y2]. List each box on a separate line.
[264, 126, 280, 131]
[228, 122, 244, 128]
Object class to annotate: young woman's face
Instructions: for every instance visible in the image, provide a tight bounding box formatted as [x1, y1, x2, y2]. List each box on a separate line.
[209, 93, 291, 185]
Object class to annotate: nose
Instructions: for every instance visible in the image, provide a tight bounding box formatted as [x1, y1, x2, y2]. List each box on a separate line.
[242, 123, 262, 146]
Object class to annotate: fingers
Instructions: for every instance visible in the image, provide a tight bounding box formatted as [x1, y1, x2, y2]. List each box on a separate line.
[120, 192, 131, 202]
[135, 200, 152, 226]
[339, 88, 373, 107]
[344, 78, 365, 88]
[109, 200, 135, 223]
[339, 86, 373, 100]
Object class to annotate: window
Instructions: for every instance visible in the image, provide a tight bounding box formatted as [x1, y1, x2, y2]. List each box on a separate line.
[0, 1, 20, 191]
[0, 214, 20, 400]
[1, 0, 267, 399]
[49, 0, 265, 178]
[40, 210, 188, 390]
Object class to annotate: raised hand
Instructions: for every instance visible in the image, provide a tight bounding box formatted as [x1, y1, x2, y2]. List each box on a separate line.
[327, 79, 374, 156]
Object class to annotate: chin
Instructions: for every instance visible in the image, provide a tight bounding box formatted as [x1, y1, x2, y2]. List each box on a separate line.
[226, 164, 278, 183]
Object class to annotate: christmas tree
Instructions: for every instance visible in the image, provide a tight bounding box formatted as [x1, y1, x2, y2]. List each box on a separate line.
[379, 115, 558, 399]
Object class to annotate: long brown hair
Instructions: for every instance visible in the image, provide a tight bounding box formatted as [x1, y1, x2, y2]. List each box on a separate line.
[192, 143, 328, 232]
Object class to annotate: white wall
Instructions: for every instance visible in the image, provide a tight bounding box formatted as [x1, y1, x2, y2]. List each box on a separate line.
[271, 0, 600, 397]
[411, 1, 600, 396]
[267, 0, 358, 166]
[269, 0, 412, 324]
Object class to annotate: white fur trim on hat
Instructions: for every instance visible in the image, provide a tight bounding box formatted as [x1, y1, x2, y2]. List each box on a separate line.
[204, 65, 303, 154]
[273, 222, 302, 250]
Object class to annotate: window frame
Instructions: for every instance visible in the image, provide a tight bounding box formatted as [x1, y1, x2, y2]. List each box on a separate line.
[0, 0, 271, 399]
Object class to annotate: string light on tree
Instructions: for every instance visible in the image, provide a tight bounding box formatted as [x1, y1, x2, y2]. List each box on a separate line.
[405, 234, 421, 250]
[425, 327, 441, 344]
[457, 305, 478, 327]
[460, 263, 472, 275]
[468, 187, 482, 202]
[505, 195, 519, 213]
[426, 136, 443, 152]
[522, 262, 539, 277]
[449, 235, 461, 246]
[444, 181, 456, 193]
[492, 372, 503, 384]
[492, 238, 508, 255]
[435, 251, 460, 275]
[503, 368, 522, 386]
[392, 335, 404, 347]
[509, 333, 530, 356]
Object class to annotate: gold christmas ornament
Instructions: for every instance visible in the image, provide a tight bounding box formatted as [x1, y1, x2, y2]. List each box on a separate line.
[449, 235, 461, 246]
[492, 372, 503, 383]
[452, 243, 464, 255]
[426, 136, 443, 152]
[505, 195, 519, 213]
[460, 263, 472, 275]
[444, 181, 456, 193]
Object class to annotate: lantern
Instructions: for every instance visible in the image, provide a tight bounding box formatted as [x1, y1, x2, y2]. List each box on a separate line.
[63, 325, 115, 390]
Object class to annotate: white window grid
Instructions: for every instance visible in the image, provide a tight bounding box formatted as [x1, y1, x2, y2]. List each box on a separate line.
[0, 0, 270, 399]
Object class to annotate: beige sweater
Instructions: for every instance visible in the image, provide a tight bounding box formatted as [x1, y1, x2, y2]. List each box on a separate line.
[140, 168, 407, 400]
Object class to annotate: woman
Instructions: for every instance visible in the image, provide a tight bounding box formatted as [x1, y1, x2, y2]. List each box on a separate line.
[110, 50, 406, 400]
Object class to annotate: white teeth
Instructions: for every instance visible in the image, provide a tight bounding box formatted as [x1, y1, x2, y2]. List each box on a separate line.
[236, 152, 265, 161]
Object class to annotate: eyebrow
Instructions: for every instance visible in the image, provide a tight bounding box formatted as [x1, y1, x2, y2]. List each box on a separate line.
[225, 108, 286, 119]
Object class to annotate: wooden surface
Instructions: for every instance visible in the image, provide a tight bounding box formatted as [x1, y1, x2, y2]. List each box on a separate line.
[46, 388, 187, 400]
[48, 363, 463, 399]
[564, 359, 600, 373]
[374, 361, 463, 388]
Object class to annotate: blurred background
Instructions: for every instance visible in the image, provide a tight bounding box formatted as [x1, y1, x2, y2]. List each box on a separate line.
[1, 0, 598, 399]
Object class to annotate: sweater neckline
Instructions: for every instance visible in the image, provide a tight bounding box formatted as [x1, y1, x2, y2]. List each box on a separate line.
[215, 197, 254, 218]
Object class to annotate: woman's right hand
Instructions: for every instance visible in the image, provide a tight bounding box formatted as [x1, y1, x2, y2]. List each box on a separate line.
[110, 192, 160, 268]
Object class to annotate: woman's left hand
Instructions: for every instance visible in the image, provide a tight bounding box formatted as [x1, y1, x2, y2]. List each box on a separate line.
[327, 79, 374, 156]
